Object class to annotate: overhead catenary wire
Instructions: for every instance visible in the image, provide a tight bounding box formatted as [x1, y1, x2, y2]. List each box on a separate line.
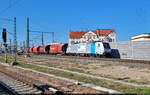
[6, 30, 14, 36]
[29, 30, 54, 45]
[0, 0, 23, 14]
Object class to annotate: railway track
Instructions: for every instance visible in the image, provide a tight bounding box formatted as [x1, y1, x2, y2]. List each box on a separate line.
[0, 70, 63, 95]
[30, 54, 150, 64]
[0, 81, 14, 95]
[3, 53, 150, 64]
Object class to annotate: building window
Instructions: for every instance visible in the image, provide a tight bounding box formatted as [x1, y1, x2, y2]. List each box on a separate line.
[93, 36, 95, 39]
[71, 41, 75, 44]
[113, 39, 115, 42]
[109, 39, 112, 42]
[88, 36, 91, 39]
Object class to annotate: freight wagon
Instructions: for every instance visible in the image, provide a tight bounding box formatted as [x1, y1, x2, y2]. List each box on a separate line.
[28, 48, 32, 53]
[32, 46, 39, 53]
[37, 46, 46, 54]
[44, 43, 68, 55]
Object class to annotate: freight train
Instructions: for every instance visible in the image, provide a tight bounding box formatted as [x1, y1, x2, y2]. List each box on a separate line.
[28, 42, 112, 57]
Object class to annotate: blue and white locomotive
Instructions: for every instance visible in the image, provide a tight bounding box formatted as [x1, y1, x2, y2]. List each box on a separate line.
[66, 41, 111, 57]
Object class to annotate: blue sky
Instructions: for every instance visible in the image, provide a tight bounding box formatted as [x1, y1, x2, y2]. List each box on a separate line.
[0, 0, 150, 46]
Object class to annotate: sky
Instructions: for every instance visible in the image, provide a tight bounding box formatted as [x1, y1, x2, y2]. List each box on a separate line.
[0, 0, 150, 46]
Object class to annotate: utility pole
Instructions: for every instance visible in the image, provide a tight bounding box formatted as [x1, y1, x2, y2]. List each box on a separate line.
[52, 32, 54, 42]
[20, 41, 22, 50]
[42, 32, 44, 45]
[23, 41, 25, 50]
[9, 39, 11, 53]
[32, 40, 34, 47]
[26, 17, 30, 57]
[14, 17, 17, 62]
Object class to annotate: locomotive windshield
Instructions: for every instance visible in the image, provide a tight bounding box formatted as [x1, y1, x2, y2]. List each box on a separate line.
[103, 43, 110, 49]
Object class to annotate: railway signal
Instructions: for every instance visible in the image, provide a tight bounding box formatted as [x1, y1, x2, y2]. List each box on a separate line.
[2, 28, 7, 44]
[2, 28, 7, 63]
[0, 17, 17, 64]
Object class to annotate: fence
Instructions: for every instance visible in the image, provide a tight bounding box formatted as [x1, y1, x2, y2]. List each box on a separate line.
[109, 41, 150, 60]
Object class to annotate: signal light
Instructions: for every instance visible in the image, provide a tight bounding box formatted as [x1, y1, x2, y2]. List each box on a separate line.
[2, 28, 7, 43]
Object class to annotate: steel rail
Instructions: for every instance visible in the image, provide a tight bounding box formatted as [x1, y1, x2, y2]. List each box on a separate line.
[0, 70, 53, 95]
[0, 80, 17, 95]
[33, 54, 150, 64]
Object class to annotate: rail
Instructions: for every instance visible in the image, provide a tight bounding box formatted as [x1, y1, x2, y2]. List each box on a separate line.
[0, 70, 62, 95]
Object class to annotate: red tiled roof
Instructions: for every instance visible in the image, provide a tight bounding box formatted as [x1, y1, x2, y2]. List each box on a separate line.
[69, 31, 86, 38]
[92, 29, 115, 36]
[69, 29, 115, 38]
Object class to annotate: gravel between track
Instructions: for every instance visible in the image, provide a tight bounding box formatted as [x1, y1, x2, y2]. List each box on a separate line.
[18, 55, 150, 84]
[0, 64, 103, 94]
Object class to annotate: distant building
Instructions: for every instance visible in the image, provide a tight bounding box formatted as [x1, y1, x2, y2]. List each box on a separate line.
[69, 29, 116, 44]
[48, 42, 61, 45]
[131, 33, 150, 41]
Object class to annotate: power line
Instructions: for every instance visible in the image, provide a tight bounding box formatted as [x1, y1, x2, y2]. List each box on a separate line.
[0, 27, 14, 36]
[0, 0, 23, 14]
[0, 18, 14, 22]
[7, 30, 14, 36]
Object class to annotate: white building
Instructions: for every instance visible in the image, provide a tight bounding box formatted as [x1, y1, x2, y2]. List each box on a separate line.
[131, 33, 150, 41]
[69, 29, 116, 44]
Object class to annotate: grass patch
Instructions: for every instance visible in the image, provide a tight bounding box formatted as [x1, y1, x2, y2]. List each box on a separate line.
[7, 57, 14, 63]
[0, 57, 14, 64]
[17, 63, 150, 93]
[0, 57, 5, 62]
[30, 61, 150, 85]
[67, 68, 85, 73]
[125, 80, 148, 85]
[7, 56, 150, 87]
[16, 56, 150, 86]
[136, 88, 150, 94]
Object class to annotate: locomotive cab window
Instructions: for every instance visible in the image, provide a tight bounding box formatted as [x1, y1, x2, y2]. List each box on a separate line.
[98, 44, 100, 47]
[103, 43, 110, 49]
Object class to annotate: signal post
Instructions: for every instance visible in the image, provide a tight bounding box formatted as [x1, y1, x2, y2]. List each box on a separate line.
[2, 28, 7, 63]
